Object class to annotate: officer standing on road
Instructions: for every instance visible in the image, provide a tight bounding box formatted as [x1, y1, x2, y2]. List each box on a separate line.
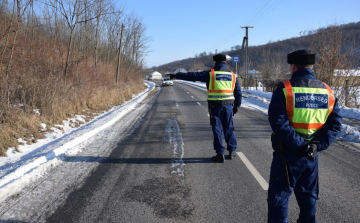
[267, 50, 342, 223]
[168, 54, 242, 163]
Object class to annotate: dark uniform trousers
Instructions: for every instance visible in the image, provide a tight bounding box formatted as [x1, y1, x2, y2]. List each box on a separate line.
[268, 139, 319, 223]
[210, 104, 237, 155]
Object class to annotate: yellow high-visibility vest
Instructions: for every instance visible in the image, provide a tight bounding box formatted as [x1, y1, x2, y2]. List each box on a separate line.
[283, 80, 335, 138]
[207, 69, 236, 101]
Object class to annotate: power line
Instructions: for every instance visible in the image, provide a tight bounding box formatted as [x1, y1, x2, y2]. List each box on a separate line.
[195, 0, 284, 58]
[243, 0, 268, 25]
[252, 0, 283, 26]
[208, 1, 271, 53]
[209, 28, 243, 52]
[244, 0, 272, 26]
[202, 1, 278, 56]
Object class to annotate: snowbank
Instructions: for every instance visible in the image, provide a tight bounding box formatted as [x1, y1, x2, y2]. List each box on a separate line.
[338, 125, 360, 143]
[340, 107, 360, 120]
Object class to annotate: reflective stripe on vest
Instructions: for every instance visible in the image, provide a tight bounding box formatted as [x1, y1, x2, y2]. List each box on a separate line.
[283, 80, 335, 136]
[207, 69, 236, 100]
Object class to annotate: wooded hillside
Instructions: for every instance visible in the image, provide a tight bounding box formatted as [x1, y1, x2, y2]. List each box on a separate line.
[0, 0, 150, 156]
[156, 22, 360, 75]
[153, 21, 360, 108]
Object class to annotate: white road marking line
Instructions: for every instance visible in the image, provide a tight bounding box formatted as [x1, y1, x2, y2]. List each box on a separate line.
[191, 96, 194, 98]
[237, 152, 269, 190]
[197, 102, 201, 106]
[207, 114, 210, 117]
[187, 92, 189, 94]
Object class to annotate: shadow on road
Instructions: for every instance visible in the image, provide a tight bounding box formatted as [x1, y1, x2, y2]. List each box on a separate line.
[0, 221, 31, 223]
[59, 156, 218, 164]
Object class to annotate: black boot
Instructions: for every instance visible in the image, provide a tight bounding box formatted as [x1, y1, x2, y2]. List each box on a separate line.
[212, 154, 225, 163]
[228, 151, 236, 160]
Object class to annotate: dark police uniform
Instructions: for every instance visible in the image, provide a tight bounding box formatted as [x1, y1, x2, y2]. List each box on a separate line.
[267, 50, 342, 223]
[170, 54, 242, 162]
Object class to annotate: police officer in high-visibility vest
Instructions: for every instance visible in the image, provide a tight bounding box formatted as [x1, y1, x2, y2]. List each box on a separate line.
[168, 54, 242, 163]
[267, 50, 342, 223]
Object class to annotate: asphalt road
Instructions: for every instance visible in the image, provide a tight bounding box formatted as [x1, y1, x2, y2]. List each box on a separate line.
[1, 80, 359, 222]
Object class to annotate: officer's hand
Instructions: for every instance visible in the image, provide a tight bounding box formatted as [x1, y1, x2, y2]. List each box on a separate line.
[167, 73, 177, 79]
[233, 106, 238, 116]
[301, 141, 319, 161]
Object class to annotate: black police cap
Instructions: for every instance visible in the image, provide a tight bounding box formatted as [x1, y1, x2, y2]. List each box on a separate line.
[213, 54, 226, 62]
[287, 50, 315, 65]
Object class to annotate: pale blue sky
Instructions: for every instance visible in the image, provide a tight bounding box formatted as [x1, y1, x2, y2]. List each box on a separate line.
[117, 0, 360, 68]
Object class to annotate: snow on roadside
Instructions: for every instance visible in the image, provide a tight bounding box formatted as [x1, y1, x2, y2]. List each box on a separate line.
[338, 125, 360, 143]
[5, 115, 86, 158]
[340, 107, 360, 120]
[243, 89, 272, 99]
[0, 82, 156, 192]
[241, 95, 269, 115]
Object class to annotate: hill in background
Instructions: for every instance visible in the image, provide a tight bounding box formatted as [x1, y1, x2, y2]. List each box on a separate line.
[150, 21, 360, 78]
[145, 21, 360, 109]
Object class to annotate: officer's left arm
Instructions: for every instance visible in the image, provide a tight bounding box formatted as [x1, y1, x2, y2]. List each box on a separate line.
[233, 80, 242, 108]
[312, 97, 342, 151]
[268, 84, 307, 151]
[174, 70, 209, 82]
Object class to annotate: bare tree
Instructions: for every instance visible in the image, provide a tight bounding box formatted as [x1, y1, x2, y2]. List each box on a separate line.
[309, 25, 343, 85]
[308, 24, 359, 106]
[93, 0, 113, 67]
[4, 0, 31, 75]
[132, 20, 150, 67]
[115, 23, 124, 84]
[257, 48, 288, 91]
[49, 0, 106, 76]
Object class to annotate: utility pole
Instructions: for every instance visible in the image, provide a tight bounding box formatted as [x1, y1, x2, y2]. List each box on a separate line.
[241, 26, 253, 89]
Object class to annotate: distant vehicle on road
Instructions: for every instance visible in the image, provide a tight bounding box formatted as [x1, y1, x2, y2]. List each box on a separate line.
[162, 77, 173, 86]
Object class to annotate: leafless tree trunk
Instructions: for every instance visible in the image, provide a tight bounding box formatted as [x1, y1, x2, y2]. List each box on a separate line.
[29, 0, 34, 56]
[6, 0, 27, 76]
[0, 33, 10, 72]
[132, 23, 137, 66]
[64, 27, 75, 77]
[115, 23, 124, 84]
[94, 14, 100, 67]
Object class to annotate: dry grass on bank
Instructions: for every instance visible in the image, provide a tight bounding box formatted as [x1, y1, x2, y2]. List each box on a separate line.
[0, 107, 46, 155]
[0, 77, 146, 156]
[0, 19, 146, 156]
